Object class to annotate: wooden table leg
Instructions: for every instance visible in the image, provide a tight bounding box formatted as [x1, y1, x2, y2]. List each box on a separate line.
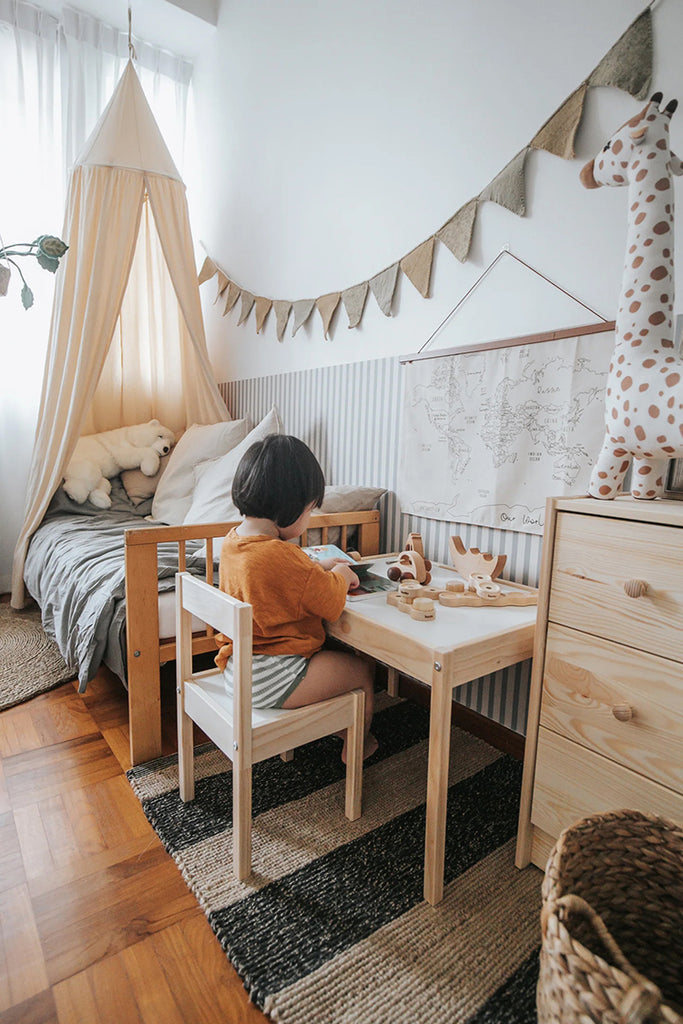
[423, 668, 453, 905]
[386, 666, 400, 698]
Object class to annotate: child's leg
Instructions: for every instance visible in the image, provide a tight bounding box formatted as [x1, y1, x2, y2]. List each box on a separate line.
[282, 649, 377, 761]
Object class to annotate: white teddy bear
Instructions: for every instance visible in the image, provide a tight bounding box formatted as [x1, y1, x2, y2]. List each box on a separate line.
[63, 419, 175, 509]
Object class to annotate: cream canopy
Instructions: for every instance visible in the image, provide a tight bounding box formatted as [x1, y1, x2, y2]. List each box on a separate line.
[11, 60, 229, 607]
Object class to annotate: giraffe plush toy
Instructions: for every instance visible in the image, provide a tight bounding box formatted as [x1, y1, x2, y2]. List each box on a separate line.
[580, 91, 683, 499]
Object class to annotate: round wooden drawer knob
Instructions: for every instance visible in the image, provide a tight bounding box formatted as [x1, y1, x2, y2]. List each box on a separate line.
[611, 703, 634, 722]
[624, 578, 648, 599]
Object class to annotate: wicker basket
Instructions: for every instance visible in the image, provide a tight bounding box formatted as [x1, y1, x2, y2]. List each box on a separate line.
[538, 809, 683, 1024]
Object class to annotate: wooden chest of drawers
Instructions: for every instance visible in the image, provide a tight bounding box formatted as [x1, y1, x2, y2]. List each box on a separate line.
[516, 495, 683, 870]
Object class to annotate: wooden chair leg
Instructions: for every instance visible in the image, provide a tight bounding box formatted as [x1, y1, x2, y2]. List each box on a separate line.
[233, 761, 253, 880]
[177, 688, 195, 803]
[387, 667, 400, 698]
[344, 690, 364, 821]
[280, 749, 294, 762]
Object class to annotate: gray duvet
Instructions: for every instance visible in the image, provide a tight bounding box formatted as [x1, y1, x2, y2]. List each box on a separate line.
[24, 479, 207, 691]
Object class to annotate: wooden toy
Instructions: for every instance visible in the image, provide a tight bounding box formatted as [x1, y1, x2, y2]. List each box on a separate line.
[438, 589, 537, 608]
[468, 574, 501, 598]
[398, 580, 424, 602]
[409, 597, 435, 620]
[449, 536, 506, 582]
[386, 533, 432, 584]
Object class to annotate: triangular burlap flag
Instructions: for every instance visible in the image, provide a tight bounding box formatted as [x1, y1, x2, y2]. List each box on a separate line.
[400, 237, 435, 298]
[341, 282, 369, 329]
[531, 83, 588, 160]
[437, 199, 478, 263]
[588, 8, 652, 101]
[479, 149, 528, 216]
[236, 290, 255, 326]
[292, 298, 316, 335]
[197, 255, 217, 285]
[369, 263, 400, 317]
[254, 297, 272, 334]
[273, 300, 292, 342]
[316, 292, 341, 339]
[214, 270, 229, 302]
[222, 281, 240, 316]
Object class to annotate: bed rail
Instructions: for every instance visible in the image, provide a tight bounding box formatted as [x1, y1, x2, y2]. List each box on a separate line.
[124, 510, 381, 765]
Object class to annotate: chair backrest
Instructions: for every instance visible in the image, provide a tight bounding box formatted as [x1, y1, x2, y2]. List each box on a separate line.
[175, 572, 254, 747]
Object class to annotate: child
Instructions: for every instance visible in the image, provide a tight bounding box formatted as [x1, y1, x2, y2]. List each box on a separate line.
[216, 434, 377, 762]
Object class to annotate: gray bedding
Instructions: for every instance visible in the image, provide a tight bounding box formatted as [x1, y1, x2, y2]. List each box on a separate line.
[24, 479, 208, 691]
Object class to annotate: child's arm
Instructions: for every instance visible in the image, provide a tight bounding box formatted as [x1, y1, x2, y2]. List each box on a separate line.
[317, 556, 350, 571]
[331, 562, 360, 591]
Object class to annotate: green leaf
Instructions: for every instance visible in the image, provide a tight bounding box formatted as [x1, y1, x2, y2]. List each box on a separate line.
[38, 235, 68, 259]
[21, 282, 34, 309]
[37, 251, 59, 273]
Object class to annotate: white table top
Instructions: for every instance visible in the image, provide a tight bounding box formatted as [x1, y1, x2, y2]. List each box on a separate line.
[337, 557, 537, 656]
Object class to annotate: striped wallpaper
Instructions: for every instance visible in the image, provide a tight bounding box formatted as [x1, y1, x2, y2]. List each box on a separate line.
[220, 355, 543, 736]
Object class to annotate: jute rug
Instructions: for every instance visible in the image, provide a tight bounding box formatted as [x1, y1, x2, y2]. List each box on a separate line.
[128, 693, 543, 1024]
[0, 602, 76, 711]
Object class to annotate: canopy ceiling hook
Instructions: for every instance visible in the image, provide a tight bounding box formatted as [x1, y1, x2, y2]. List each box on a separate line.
[128, 5, 137, 62]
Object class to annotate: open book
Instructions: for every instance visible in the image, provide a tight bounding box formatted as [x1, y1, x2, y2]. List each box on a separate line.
[302, 544, 396, 600]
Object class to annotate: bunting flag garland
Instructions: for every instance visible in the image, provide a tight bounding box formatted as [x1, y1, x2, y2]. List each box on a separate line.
[530, 83, 588, 160]
[199, 7, 653, 340]
[254, 296, 272, 333]
[316, 292, 341, 338]
[369, 262, 400, 316]
[273, 299, 292, 341]
[588, 6, 653, 95]
[236, 290, 255, 325]
[341, 281, 369, 328]
[197, 255, 217, 285]
[437, 199, 479, 263]
[292, 298, 316, 334]
[478, 149, 528, 216]
[215, 270, 229, 300]
[401, 237, 435, 298]
[223, 280, 240, 315]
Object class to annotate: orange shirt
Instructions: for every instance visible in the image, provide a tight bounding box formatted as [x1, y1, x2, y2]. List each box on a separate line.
[215, 529, 349, 670]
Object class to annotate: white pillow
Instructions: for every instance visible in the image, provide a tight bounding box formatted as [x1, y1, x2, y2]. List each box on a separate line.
[184, 406, 284, 525]
[306, 484, 386, 545]
[150, 419, 249, 524]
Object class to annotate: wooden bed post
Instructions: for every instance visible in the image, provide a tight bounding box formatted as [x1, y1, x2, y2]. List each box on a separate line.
[357, 512, 380, 556]
[125, 536, 163, 766]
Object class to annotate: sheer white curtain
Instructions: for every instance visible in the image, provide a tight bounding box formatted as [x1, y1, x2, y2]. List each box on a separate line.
[0, 1, 192, 592]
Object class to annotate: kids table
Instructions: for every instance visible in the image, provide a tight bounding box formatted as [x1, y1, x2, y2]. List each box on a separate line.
[326, 557, 537, 906]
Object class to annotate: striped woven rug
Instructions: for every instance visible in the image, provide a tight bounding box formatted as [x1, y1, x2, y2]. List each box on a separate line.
[127, 693, 543, 1023]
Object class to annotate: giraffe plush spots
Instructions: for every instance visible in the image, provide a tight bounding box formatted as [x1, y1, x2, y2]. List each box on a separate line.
[580, 92, 683, 499]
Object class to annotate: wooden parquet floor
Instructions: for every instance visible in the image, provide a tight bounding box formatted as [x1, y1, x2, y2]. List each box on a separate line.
[0, 663, 268, 1023]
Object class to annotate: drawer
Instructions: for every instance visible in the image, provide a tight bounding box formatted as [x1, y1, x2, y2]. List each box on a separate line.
[531, 727, 683, 841]
[548, 512, 683, 660]
[541, 624, 683, 795]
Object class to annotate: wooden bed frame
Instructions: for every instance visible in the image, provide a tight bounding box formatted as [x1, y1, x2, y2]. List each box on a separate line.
[124, 509, 381, 765]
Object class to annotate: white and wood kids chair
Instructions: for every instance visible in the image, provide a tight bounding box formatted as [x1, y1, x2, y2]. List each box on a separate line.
[175, 572, 365, 880]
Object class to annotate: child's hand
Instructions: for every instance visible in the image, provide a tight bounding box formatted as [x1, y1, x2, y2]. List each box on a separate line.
[331, 562, 360, 590]
[318, 556, 350, 571]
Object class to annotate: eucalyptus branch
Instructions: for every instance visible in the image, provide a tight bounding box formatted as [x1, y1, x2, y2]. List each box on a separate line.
[0, 233, 68, 309]
[4, 255, 27, 281]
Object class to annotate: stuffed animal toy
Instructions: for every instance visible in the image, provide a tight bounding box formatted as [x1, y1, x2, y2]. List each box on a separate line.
[63, 419, 175, 508]
[580, 91, 683, 499]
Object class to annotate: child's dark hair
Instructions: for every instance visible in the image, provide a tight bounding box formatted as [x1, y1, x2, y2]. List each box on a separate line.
[231, 434, 325, 527]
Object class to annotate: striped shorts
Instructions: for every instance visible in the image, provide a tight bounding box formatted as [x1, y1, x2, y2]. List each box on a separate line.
[222, 653, 310, 709]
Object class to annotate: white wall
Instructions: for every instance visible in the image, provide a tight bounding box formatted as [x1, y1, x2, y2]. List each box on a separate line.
[189, 0, 683, 383]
